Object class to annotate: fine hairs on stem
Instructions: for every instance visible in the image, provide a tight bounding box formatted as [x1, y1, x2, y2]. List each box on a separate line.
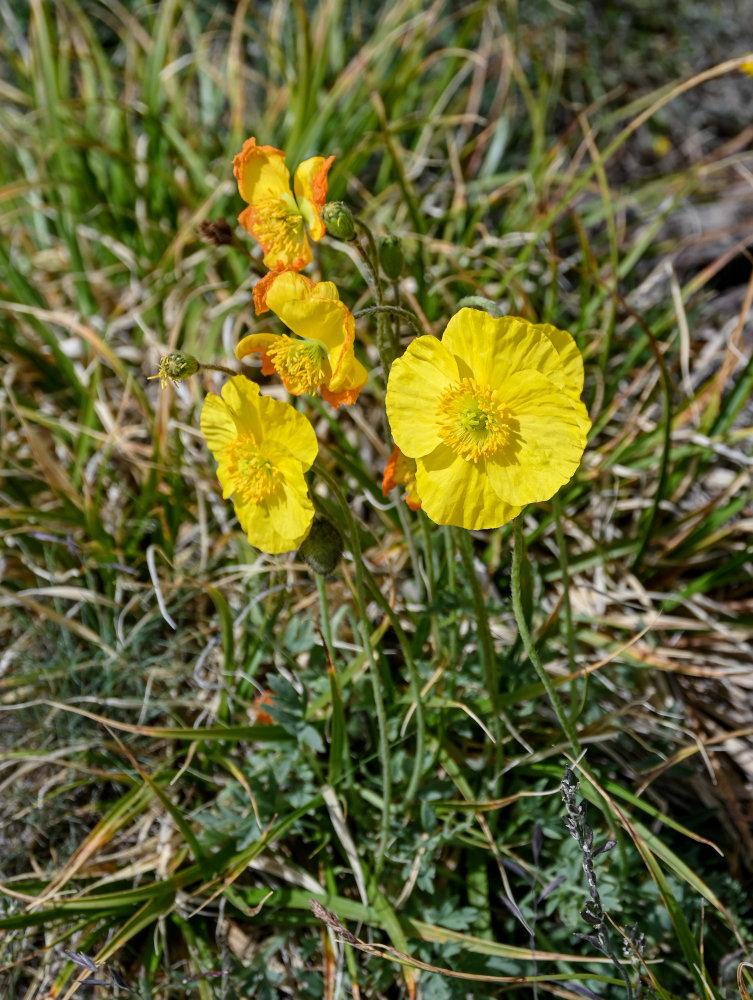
[561, 766, 638, 1000]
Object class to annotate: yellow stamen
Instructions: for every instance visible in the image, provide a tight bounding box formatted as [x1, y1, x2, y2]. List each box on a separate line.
[266, 336, 330, 395]
[437, 379, 510, 462]
[252, 194, 305, 258]
[221, 435, 281, 504]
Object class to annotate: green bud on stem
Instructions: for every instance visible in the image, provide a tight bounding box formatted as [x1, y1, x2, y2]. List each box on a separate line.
[321, 201, 357, 242]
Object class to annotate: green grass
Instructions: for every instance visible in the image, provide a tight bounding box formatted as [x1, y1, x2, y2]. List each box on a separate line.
[2, 1, 753, 998]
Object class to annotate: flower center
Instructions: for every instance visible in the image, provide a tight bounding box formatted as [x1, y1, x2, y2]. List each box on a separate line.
[221, 435, 281, 504]
[265, 336, 330, 395]
[437, 378, 510, 462]
[253, 194, 306, 257]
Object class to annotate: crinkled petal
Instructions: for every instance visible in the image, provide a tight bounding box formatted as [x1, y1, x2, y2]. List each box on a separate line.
[293, 155, 335, 240]
[321, 355, 368, 407]
[486, 369, 590, 505]
[441, 308, 505, 383]
[218, 376, 265, 440]
[200, 392, 239, 460]
[540, 322, 585, 397]
[386, 336, 458, 458]
[253, 270, 286, 315]
[267, 272, 352, 351]
[416, 444, 523, 529]
[233, 137, 291, 203]
[257, 398, 319, 467]
[238, 202, 311, 272]
[234, 459, 314, 554]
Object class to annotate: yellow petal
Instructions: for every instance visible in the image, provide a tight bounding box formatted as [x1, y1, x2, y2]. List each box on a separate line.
[200, 392, 238, 459]
[234, 467, 315, 554]
[486, 370, 590, 505]
[323, 354, 368, 406]
[385, 336, 457, 458]
[219, 376, 265, 440]
[252, 399, 317, 468]
[416, 444, 523, 529]
[233, 137, 291, 204]
[293, 155, 335, 240]
[238, 202, 312, 272]
[441, 308, 503, 383]
[539, 322, 585, 396]
[236, 333, 278, 360]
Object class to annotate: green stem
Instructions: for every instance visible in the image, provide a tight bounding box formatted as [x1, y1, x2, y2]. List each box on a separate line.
[511, 518, 580, 756]
[313, 461, 392, 878]
[199, 361, 238, 378]
[353, 216, 400, 372]
[361, 571, 426, 805]
[353, 215, 384, 303]
[353, 305, 425, 338]
[316, 573, 335, 662]
[454, 528, 503, 771]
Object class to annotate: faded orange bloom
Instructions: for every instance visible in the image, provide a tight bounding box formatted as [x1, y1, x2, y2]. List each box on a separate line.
[382, 446, 421, 511]
[236, 271, 367, 408]
[233, 137, 334, 272]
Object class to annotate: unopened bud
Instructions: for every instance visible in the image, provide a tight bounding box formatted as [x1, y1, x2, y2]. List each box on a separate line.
[298, 516, 344, 575]
[379, 235, 403, 279]
[149, 351, 201, 387]
[321, 202, 356, 242]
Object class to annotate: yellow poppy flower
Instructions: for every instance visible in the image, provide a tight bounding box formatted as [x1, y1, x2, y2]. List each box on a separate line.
[233, 137, 334, 272]
[236, 271, 368, 408]
[385, 308, 591, 529]
[382, 446, 421, 511]
[200, 375, 318, 554]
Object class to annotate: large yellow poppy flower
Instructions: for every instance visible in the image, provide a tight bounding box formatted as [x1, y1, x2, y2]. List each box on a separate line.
[233, 137, 334, 272]
[200, 375, 318, 553]
[236, 271, 368, 408]
[385, 308, 591, 529]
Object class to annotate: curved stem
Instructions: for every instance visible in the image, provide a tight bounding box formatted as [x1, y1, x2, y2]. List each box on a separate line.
[511, 518, 580, 756]
[353, 305, 425, 338]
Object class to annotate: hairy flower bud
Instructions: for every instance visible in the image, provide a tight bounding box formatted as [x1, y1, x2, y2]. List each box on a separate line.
[150, 351, 201, 387]
[321, 201, 357, 242]
[379, 235, 404, 279]
[298, 516, 344, 575]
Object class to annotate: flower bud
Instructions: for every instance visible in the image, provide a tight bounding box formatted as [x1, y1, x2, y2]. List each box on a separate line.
[150, 351, 201, 387]
[379, 235, 404, 279]
[321, 201, 357, 242]
[298, 516, 344, 575]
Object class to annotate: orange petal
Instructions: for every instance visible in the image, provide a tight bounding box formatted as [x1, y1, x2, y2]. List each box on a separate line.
[294, 155, 335, 240]
[253, 270, 287, 315]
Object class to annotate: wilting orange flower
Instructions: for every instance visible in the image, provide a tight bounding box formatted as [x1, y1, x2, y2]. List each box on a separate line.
[236, 271, 368, 408]
[382, 446, 421, 511]
[233, 137, 334, 272]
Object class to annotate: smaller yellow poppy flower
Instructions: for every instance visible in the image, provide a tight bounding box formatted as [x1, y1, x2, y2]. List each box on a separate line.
[200, 375, 318, 554]
[385, 308, 591, 529]
[236, 271, 368, 408]
[382, 446, 421, 511]
[233, 137, 334, 272]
